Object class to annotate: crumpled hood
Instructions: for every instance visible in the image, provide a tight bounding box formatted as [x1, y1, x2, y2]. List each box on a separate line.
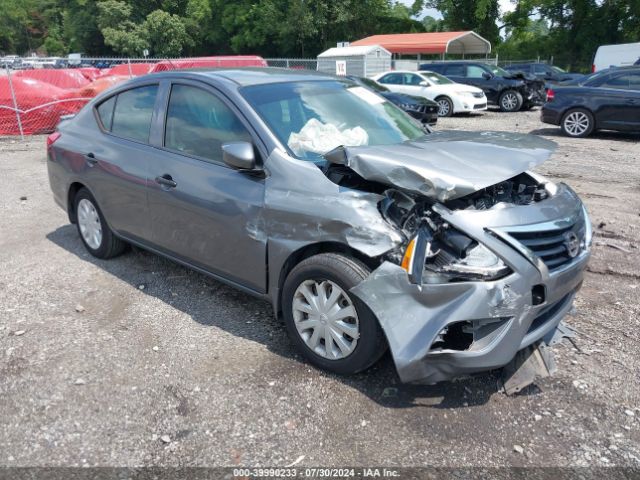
[503, 71, 537, 82]
[324, 130, 557, 201]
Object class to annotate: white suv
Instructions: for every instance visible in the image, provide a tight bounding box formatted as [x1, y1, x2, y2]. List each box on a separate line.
[373, 70, 488, 117]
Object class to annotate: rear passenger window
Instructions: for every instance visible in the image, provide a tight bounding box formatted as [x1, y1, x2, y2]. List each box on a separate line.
[96, 96, 116, 130]
[444, 65, 465, 76]
[111, 85, 158, 142]
[164, 84, 251, 163]
[379, 73, 402, 85]
[628, 74, 640, 91]
[602, 74, 638, 90]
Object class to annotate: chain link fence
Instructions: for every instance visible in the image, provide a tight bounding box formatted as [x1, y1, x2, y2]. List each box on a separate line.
[0, 54, 552, 138]
[1, 56, 315, 138]
[265, 58, 317, 70]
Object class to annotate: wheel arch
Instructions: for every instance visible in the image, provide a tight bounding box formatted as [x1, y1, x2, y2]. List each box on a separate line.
[274, 241, 380, 319]
[562, 105, 596, 120]
[434, 95, 454, 115]
[67, 181, 88, 224]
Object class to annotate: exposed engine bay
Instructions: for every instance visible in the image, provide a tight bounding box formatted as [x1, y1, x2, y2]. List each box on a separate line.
[445, 172, 548, 210]
[324, 162, 550, 284]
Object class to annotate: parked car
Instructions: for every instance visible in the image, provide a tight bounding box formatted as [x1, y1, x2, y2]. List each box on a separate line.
[503, 63, 585, 84]
[47, 69, 591, 385]
[422, 61, 547, 112]
[0, 55, 20, 69]
[541, 66, 640, 137]
[372, 70, 487, 117]
[347, 75, 438, 125]
[593, 42, 640, 72]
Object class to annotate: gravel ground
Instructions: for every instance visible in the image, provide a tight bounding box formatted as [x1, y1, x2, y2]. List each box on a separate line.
[1, 109, 639, 468]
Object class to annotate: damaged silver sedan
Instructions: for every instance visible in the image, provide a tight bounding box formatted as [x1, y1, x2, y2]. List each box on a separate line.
[46, 69, 591, 386]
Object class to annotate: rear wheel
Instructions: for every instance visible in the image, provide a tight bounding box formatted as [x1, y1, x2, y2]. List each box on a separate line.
[74, 188, 126, 259]
[499, 90, 523, 112]
[435, 96, 454, 117]
[561, 108, 594, 138]
[282, 253, 386, 375]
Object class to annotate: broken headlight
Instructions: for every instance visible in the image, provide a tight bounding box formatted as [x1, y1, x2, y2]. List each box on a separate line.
[401, 223, 510, 283]
[437, 243, 510, 279]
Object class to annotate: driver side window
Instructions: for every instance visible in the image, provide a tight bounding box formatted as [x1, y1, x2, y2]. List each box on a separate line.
[467, 65, 487, 78]
[404, 74, 424, 85]
[164, 84, 252, 164]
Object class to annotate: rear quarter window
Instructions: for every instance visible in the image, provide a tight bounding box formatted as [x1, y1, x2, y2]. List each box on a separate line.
[96, 96, 116, 130]
[110, 85, 158, 143]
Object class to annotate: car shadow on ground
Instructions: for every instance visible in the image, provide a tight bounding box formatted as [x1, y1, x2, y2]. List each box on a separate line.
[529, 127, 640, 142]
[47, 224, 535, 410]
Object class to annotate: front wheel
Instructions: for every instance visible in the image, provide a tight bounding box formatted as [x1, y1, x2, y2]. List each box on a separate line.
[282, 253, 387, 375]
[499, 90, 523, 112]
[561, 108, 594, 138]
[435, 96, 454, 117]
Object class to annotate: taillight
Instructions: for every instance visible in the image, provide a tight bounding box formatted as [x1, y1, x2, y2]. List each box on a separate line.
[46, 131, 61, 149]
[592, 64, 596, 73]
[546, 89, 555, 102]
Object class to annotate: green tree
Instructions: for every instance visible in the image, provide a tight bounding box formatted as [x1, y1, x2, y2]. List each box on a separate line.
[426, 0, 501, 45]
[143, 10, 192, 56]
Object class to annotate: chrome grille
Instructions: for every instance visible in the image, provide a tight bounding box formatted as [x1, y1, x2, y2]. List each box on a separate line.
[509, 221, 586, 270]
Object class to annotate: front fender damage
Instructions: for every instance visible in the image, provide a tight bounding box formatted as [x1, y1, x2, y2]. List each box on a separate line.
[350, 262, 532, 384]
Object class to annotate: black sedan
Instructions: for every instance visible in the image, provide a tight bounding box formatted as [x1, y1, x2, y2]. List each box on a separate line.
[503, 63, 585, 84]
[541, 66, 640, 137]
[347, 76, 438, 126]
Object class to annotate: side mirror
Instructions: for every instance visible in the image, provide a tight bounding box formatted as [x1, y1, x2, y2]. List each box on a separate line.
[482, 72, 493, 80]
[419, 81, 430, 87]
[222, 142, 258, 170]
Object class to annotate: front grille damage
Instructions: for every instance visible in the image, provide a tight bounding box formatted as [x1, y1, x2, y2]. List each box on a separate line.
[509, 223, 586, 270]
[370, 173, 551, 284]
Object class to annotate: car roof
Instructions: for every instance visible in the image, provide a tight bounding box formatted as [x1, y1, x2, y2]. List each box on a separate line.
[148, 67, 337, 86]
[425, 61, 485, 65]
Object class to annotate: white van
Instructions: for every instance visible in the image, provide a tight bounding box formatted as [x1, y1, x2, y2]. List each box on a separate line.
[593, 42, 640, 72]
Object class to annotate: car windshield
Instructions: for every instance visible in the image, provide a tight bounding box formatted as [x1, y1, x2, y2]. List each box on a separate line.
[419, 71, 454, 85]
[241, 80, 426, 161]
[551, 66, 566, 74]
[489, 65, 510, 76]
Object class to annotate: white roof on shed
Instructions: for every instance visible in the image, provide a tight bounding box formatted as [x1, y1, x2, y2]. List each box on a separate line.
[318, 45, 391, 58]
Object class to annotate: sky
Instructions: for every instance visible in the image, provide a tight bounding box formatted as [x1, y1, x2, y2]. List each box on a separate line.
[400, 0, 516, 19]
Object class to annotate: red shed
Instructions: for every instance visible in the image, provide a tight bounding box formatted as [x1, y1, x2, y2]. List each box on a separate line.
[351, 31, 491, 57]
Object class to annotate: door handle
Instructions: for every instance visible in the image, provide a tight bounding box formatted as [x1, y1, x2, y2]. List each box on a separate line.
[85, 152, 97, 166]
[155, 174, 177, 189]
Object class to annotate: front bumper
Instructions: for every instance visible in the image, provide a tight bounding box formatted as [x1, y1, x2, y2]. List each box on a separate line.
[541, 106, 562, 126]
[351, 183, 591, 384]
[453, 95, 488, 113]
[523, 85, 547, 105]
[408, 109, 438, 126]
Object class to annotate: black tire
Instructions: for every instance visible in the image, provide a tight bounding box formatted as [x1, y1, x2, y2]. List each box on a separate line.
[73, 188, 126, 259]
[435, 96, 454, 117]
[560, 108, 595, 138]
[521, 102, 536, 111]
[282, 253, 387, 375]
[499, 90, 524, 112]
